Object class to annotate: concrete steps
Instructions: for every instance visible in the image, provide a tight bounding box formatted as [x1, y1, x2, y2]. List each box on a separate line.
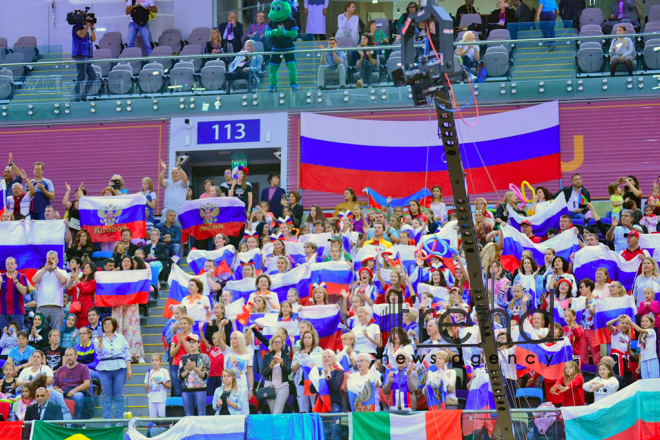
[511, 29, 577, 80]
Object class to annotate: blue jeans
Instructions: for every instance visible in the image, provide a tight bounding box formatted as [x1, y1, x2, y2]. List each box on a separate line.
[325, 402, 343, 440]
[182, 389, 207, 416]
[0, 314, 24, 331]
[73, 56, 97, 99]
[128, 22, 153, 55]
[166, 243, 182, 257]
[569, 211, 585, 221]
[99, 368, 126, 419]
[171, 364, 182, 396]
[539, 12, 556, 44]
[66, 390, 89, 419]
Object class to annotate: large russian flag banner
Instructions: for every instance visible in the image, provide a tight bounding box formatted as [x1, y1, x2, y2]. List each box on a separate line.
[299, 305, 342, 350]
[95, 269, 151, 307]
[300, 101, 560, 197]
[179, 197, 246, 242]
[639, 233, 660, 260]
[79, 194, 147, 242]
[0, 220, 66, 279]
[593, 295, 637, 345]
[507, 192, 570, 236]
[186, 246, 235, 278]
[573, 246, 641, 292]
[500, 224, 579, 272]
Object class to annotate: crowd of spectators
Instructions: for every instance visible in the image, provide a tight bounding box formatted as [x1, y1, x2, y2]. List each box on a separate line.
[2, 149, 660, 438]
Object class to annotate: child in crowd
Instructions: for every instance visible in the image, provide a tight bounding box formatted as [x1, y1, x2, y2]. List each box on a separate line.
[507, 284, 531, 324]
[212, 369, 244, 415]
[0, 361, 17, 398]
[583, 361, 619, 403]
[647, 187, 660, 215]
[145, 353, 171, 418]
[563, 308, 584, 364]
[178, 334, 210, 416]
[627, 315, 659, 379]
[606, 315, 633, 377]
[207, 331, 225, 397]
[640, 205, 658, 232]
[550, 360, 585, 407]
[0, 322, 19, 360]
[608, 182, 624, 217]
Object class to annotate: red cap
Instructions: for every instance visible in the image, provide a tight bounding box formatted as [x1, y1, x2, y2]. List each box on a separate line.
[358, 267, 374, 278]
[624, 230, 640, 238]
[521, 219, 532, 226]
[557, 278, 573, 290]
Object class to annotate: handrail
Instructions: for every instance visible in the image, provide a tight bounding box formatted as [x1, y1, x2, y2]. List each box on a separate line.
[2, 31, 659, 69]
[20, 407, 562, 425]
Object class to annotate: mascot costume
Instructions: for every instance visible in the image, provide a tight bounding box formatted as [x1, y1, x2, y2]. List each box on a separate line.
[265, 0, 299, 91]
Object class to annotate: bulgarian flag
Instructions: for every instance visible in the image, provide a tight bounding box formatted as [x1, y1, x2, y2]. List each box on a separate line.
[349, 411, 463, 440]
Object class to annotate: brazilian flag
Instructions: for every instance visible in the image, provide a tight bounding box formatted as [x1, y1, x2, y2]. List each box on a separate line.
[30, 421, 124, 440]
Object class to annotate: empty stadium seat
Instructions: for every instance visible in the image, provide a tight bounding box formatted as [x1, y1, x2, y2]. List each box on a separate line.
[0, 69, 13, 100]
[580, 7, 605, 27]
[483, 46, 509, 77]
[118, 47, 144, 76]
[386, 56, 402, 80]
[643, 22, 660, 42]
[108, 64, 134, 95]
[13, 36, 38, 63]
[578, 24, 604, 42]
[2, 52, 25, 81]
[0, 38, 8, 62]
[157, 32, 183, 55]
[577, 43, 604, 73]
[186, 31, 210, 47]
[161, 28, 183, 39]
[515, 388, 544, 408]
[97, 34, 123, 58]
[200, 63, 226, 91]
[88, 65, 103, 96]
[644, 38, 660, 69]
[487, 29, 512, 54]
[650, 4, 660, 22]
[459, 13, 482, 29]
[170, 61, 195, 92]
[148, 46, 173, 72]
[92, 48, 113, 77]
[139, 62, 164, 93]
[178, 44, 203, 72]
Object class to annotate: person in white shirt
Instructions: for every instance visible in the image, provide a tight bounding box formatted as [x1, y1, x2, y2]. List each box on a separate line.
[335, 1, 360, 44]
[352, 306, 381, 354]
[158, 158, 189, 216]
[16, 350, 54, 387]
[32, 251, 68, 331]
[144, 353, 171, 417]
[627, 315, 660, 379]
[582, 361, 619, 403]
[180, 279, 211, 323]
[125, 0, 157, 55]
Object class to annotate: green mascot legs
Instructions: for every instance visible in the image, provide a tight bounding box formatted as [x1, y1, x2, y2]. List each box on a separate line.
[286, 62, 297, 86]
[269, 63, 280, 87]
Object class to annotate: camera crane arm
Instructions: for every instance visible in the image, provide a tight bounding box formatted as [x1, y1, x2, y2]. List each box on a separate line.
[395, 1, 516, 438]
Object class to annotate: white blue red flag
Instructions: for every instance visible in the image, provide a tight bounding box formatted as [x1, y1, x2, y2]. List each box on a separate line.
[0, 220, 66, 280]
[95, 269, 151, 307]
[178, 197, 246, 242]
[507, 192, 570, 236]
[79, 194, 147, 242]
[500, 224, 579, 273]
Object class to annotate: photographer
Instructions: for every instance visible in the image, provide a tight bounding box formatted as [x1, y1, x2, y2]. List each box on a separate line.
[71, 12, 96, 102]
[125, 0, 157, 55]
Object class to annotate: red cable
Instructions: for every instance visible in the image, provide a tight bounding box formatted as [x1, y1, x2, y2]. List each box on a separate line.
[424, 22, 480, 127]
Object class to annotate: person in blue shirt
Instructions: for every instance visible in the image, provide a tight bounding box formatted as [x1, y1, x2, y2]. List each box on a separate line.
[535, 0, 559, 51]
[71, 14, 96, 101]
[156, 210, 183, 257]
[318, 37, 347, 89]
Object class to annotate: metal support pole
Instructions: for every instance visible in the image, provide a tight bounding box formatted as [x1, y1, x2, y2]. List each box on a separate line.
[434, 91, 515, 440]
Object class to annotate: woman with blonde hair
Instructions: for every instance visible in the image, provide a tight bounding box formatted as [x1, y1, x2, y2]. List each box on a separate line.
[139, 176, 157, 226]
[495, 191, 525, 222]
[217, 330, 253, 415]
[260, 334, 291, 414]
[109, 174, 128, 195]
[633, 257, 660, 305]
